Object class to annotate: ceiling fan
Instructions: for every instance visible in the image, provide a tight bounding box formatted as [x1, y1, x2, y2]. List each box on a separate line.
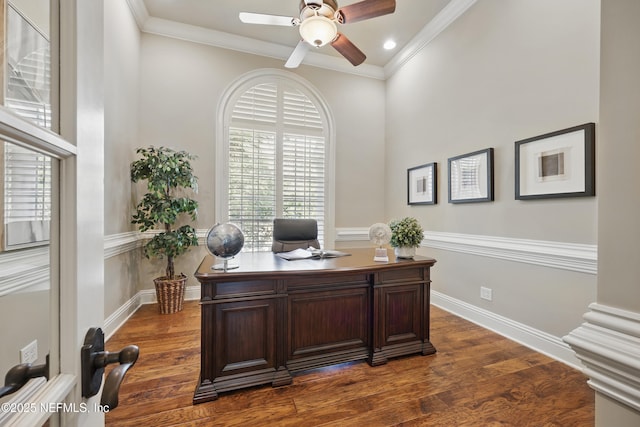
[239, 0, 396, 68]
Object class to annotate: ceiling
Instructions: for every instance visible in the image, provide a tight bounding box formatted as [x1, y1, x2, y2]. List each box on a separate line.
[131, 0, 474, 78]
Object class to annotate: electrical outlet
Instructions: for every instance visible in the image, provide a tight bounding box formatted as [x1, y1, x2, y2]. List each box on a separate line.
[20, 340, 38, 364]
[480, 286, 493, 301]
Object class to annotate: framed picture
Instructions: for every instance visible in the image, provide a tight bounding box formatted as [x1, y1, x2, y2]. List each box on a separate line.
[408, 162, 437, 205]
[515, 123, 595, 200]
[448, 148, 494, 203]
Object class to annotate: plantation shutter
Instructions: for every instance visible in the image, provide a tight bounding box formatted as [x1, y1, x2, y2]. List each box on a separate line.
[228, 81, 326, 251]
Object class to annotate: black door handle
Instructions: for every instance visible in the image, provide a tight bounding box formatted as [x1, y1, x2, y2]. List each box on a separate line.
[81, 327, 139, 410]
[0, 355, 49, 398]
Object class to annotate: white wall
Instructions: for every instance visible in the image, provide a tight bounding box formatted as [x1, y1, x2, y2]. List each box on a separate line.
[385, 0, 600, 339]
[104, 0, 141, 316]
[134, 33, 386, 290]
[103, 0, 601, 354]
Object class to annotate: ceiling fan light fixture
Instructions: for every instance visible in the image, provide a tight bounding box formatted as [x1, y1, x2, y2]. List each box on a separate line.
[299, 15, 337, 47]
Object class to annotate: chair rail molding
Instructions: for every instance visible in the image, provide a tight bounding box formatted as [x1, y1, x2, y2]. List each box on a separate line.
[104, 231, 143, 259]
[423, 231, 597, 275]
[564, 303, 640, 412]
[335, 228, 597, 275]
[0, 246, 49, 296]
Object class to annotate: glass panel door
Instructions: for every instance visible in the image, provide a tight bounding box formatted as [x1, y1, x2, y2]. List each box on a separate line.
[0, 1, 62, 424]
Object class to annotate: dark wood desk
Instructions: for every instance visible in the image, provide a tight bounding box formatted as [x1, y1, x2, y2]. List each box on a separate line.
[193, 248, 437, 404]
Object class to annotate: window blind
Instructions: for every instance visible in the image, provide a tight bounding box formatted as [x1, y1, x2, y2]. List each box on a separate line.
[228, 128, 277, 252]
[229, 82, 326, 251]
[3, 142, 52, 248]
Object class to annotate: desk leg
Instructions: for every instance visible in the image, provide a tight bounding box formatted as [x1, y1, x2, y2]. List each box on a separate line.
[369, 349, 388, 366]
[193, 378, 218, 404]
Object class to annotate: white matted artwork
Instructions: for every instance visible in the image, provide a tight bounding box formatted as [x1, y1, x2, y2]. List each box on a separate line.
[515, 123, 595, 199]
[448, 148, 494, 203]
[407, 162, 436, 205]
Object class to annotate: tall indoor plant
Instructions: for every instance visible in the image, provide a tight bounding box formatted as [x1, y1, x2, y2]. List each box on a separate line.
[131, 146, 199, 314]
[389, 217, 424, 259]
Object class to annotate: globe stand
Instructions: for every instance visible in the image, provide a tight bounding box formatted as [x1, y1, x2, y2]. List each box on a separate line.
[212, 257, 239, 272]
[205, 223, 245, 273]
[374, 247, 389, 262]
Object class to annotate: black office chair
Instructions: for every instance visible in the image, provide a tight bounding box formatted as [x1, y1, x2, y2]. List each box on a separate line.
[271, 218, 320, 253]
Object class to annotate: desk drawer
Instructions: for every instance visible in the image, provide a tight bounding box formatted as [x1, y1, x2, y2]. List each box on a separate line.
[203, 280, 277, 299]
[379, 267, 425, 283]
[286, 273, 370, 292]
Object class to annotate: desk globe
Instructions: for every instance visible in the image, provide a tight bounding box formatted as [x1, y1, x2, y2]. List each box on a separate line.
[205, 223, 245, 271]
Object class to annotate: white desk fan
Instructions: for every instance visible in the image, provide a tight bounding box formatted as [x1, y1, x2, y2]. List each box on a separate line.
[368, 223, 392, 262]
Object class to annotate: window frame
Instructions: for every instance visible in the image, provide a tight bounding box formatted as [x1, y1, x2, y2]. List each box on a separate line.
[216, 69, 336, 249]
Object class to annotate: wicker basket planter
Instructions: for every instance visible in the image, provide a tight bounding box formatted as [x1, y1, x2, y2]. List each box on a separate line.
[154, 275, 187, 314]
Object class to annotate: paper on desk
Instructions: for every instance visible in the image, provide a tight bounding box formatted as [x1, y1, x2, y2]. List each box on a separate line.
[275, 248, 350, 260]
[275, 248, 314, 260]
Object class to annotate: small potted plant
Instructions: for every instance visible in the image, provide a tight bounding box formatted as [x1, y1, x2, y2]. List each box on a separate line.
[131, 146, 199, 314]
[389, 217, 424, 259]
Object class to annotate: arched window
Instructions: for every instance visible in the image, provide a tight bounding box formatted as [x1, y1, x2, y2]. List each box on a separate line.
[217, 70, 335, 252]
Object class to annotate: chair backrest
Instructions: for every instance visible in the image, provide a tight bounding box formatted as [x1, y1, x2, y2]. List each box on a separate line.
[271, 218, 320, 253]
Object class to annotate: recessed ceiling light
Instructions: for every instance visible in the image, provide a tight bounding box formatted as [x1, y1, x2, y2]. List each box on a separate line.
[383, 40, 396, 50]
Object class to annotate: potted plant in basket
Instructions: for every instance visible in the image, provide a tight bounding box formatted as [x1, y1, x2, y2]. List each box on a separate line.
[389, 217, 424, 259]
[131, 146, 199, 314]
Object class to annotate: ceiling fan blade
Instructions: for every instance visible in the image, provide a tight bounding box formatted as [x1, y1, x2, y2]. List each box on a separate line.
[338, 0, 396, 24]
[331, 33, 366, 66]
[285, 41, 311, 68]
[239, 12, 296, 26]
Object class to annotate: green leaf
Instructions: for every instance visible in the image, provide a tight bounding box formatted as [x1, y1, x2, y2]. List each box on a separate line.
[132, 146, 199, 278]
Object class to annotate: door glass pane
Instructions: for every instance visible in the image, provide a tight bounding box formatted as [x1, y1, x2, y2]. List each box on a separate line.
[3, 0, 52, 129]
[0, 143, 57, 409]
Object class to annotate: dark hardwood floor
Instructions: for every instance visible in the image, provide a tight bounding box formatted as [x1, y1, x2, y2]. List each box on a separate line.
[105, 301, 594, 426]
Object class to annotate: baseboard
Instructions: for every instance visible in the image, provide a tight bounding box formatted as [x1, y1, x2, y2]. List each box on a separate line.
[103, 285, 201, 340]
[103, 292, 145, 341]
[431, 290, 582, 370]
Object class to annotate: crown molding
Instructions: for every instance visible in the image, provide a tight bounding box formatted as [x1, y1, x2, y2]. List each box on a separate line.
[125, 0, 149, 29]
[125, 0, 475, 80]
[384, 0, 477, 78]
[564, 303, 640, 412]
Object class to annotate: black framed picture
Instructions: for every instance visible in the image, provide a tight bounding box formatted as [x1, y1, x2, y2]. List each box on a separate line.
[515, 123, 595, 200]
[448, 148, 494, 203]
[408, 162, 437, 205]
